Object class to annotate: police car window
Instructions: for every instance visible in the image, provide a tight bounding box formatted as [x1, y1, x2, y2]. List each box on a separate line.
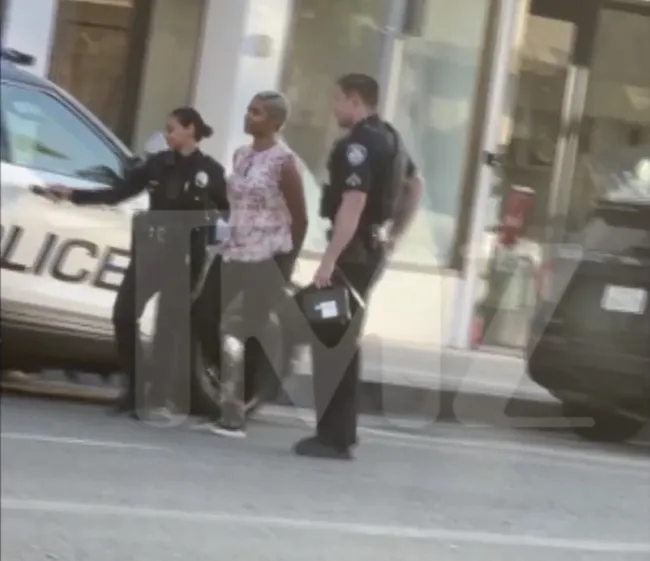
[1, 83, 121, 182]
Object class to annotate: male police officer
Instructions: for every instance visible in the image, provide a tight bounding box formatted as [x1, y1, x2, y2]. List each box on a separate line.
[293, 74, 422, 459]
[44, 107, 228, 418]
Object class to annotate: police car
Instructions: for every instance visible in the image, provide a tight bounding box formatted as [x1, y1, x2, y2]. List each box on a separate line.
[0, 50, 225, 412]
[1, 49, 151, 373]
[527, 144, 650, 442]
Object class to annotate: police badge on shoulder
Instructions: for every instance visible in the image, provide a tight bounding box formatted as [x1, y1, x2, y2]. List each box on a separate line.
[346, 143, 367, 166]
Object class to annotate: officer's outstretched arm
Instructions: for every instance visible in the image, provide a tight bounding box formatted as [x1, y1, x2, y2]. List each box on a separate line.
[69, 159, 150, 206]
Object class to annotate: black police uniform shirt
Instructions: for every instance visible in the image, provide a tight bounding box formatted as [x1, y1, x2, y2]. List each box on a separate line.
[323, 114, 417, 231]
[70, 149, 228, 211]
[70, 149, 228, 276]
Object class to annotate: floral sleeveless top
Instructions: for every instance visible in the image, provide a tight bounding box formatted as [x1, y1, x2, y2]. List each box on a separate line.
[220, 143, 294, 262]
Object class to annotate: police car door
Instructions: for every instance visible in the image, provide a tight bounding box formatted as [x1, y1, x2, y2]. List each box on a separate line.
[1, 81, 137, 337]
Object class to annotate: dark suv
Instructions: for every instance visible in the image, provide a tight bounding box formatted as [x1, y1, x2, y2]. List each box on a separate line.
[527, 146, 650, 443]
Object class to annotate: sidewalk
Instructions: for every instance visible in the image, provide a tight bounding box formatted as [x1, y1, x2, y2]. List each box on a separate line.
[1, 344, 558, 423]
[282, 344, 557, 422]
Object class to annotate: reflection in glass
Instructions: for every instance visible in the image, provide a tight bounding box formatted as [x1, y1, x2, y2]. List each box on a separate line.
[1, 82, 121, 179]
[475, 6, 650, 350]
[132, 0, 204, 152]
[389, 0, 491, 266]
[585, 144, 650, 202]
[471, 13, 575, 349]
[279, 0, 391, 252]
[567, 9, 650, 233]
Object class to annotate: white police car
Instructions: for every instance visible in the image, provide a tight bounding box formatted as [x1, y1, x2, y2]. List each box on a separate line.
[1, 49, 154, 376]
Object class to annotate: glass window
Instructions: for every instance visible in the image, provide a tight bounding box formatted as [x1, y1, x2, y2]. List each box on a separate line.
[388, 0, 492, 267]
[566, 8, 650, 234]
[131, 0, 205, 152]
[1, 83, 122, 180]
[279, 0, 393, 252]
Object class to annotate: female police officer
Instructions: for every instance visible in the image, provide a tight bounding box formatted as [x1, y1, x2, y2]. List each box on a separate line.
[44, 107, 229, 418]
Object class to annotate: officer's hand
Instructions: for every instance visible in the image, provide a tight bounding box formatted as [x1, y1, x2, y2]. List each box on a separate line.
[42, 185, 74, 202]
[313, 258, 335, 289]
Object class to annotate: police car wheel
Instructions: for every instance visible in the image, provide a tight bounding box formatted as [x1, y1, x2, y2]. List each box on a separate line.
[190, 333, 222, 418]
[562, 402, 644, 443]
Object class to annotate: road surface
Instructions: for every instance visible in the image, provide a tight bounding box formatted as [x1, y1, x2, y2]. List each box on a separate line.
[2, 397, 649, 561]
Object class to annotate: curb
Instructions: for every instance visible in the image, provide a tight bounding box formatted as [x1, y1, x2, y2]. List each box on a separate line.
[278, 372, 560, 423]
[1, 371, 560, 425]
[1, 380, 119, 405]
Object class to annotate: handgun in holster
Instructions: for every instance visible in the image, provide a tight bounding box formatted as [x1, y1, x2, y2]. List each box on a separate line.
[327, 223, 388, 264]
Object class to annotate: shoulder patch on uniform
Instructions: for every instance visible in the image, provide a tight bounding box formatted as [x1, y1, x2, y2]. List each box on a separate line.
[195, 170, 209, 188]
[346, 143, 367, 166]
[345, 173, 362, 187]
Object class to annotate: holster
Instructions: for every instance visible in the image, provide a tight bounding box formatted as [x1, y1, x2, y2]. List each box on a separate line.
[328, 227, 383, 264]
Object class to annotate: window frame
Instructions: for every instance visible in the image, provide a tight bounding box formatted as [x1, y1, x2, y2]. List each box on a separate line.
[0, 78, 129, 182]
[0, 107, 9, 162]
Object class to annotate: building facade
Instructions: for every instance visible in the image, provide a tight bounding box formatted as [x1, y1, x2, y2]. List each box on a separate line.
[3, 0, 649, 353]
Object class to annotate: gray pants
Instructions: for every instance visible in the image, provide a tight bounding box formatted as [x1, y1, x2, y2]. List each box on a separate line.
[194, 254, 293, 424]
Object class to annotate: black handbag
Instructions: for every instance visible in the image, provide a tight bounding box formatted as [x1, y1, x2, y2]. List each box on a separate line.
[295, 269, 364, 326]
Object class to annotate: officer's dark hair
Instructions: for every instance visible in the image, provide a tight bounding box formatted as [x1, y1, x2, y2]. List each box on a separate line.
[336, 73, 379, 108]
[170, 106, 214, 141]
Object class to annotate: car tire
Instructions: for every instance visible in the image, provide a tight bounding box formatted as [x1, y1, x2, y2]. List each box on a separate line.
[189, 329, 221, 418]
[562, 402, 644, 443]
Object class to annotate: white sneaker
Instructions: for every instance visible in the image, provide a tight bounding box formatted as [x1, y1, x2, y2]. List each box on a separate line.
[209, 424, 247, 439]
[209, 402, 246, 438]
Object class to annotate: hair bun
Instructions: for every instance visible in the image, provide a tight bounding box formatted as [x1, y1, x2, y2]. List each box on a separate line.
[201, 123, 214, 139]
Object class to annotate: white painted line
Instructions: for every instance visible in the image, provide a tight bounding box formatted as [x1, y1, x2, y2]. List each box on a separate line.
[255, 407, 649, 470]
[2, 498, 648, 553]
[0, 433, 168, 452]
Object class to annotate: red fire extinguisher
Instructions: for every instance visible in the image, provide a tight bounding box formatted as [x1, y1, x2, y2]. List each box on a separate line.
[499, 185, 535, 247]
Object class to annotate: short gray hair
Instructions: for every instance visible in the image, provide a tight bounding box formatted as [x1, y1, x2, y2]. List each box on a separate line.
[255, 90, 290, 130]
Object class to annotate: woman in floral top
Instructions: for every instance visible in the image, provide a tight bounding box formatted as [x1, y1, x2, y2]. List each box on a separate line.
[195, 91, 307, 437]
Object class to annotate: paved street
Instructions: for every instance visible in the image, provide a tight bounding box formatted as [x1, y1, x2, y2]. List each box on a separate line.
[2, 397, 649, 561]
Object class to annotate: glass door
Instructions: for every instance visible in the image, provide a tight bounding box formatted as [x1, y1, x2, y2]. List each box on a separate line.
[564, 4, 650, 236]
[455, 0, 599, 349]
[464, 0, 650, 350]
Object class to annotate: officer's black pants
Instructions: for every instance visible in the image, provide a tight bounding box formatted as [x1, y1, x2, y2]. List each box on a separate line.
[112, 244, 193, 411]
[312, 251, 386, 449]
[111, 258, 159, 409]
[193, 253, 293, 408]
